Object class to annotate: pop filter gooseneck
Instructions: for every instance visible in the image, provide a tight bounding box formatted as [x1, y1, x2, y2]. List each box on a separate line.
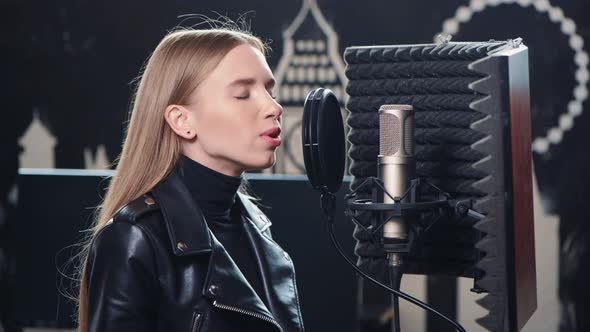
[301, 87, 466, 332]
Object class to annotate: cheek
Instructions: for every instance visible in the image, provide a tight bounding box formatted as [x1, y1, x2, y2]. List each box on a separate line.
[197, 108, 257, 151]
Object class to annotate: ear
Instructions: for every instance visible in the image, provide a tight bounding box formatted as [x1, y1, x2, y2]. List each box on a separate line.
[164, 104, 196, 139]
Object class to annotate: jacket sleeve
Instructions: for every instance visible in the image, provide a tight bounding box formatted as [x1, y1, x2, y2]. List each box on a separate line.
[86, 221, 158, 332]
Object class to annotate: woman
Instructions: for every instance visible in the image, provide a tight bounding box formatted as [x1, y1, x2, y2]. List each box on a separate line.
[77, 27, 305, 332]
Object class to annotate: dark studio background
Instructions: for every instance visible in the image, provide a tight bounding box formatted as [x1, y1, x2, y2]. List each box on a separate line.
[0, 0, 589, 331]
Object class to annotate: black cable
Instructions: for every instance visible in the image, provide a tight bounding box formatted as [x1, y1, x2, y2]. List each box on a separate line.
[389, 263, 402, 332]
[325, 218, 466, 332]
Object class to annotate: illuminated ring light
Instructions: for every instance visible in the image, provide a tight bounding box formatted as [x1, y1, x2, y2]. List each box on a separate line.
[436, 0, 589, 155]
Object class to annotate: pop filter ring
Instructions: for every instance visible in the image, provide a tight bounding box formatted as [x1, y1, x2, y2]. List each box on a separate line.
[302, 89, 320, 188]
[302, 88, 345, 194]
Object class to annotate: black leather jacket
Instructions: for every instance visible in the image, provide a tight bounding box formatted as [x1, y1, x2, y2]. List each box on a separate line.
[85, 169, 305, 332]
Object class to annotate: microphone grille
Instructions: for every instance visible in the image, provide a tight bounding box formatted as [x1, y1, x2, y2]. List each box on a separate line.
[404, 112, 414, 155]
[379, 113, 401, 156]
[379, 104, 414, 157]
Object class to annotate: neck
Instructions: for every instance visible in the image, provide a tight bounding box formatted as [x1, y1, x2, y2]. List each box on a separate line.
[182, 148, 244, 177]
[178, 154, 242, 222]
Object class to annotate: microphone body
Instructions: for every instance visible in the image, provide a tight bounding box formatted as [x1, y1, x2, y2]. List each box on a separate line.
[377, 105, 415, 255]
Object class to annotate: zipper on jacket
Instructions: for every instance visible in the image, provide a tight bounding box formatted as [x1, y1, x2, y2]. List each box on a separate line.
[191, 312, 202, 332]
[212, 300, 283, 332]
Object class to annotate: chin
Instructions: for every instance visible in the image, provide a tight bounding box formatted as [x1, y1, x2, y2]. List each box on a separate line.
[246, 154, 276, 171]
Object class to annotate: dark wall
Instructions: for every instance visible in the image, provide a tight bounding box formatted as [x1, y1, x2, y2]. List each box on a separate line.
[4, 0, 588, 212]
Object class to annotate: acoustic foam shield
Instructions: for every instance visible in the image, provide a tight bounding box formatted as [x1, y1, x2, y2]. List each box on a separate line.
[344, 40, 536, 332]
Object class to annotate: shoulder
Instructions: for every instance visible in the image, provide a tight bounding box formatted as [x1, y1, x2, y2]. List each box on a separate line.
[87, 220, 159, 297]
[108, 193, 168, 240]
[112, 193, 161, 224]
[88, 221, 158, 286]
[91, 193, 165, 261]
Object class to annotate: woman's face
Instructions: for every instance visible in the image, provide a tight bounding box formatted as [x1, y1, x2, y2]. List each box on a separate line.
[175, 44, 283, 176]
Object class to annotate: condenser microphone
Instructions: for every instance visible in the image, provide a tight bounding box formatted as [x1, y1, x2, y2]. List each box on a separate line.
[378, 105, 416, 256]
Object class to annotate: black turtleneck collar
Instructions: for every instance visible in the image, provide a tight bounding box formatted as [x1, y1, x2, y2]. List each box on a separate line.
[177, 154, 242, 222]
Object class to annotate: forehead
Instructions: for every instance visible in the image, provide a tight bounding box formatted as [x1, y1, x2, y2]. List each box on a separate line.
[208, 44, 273, 84]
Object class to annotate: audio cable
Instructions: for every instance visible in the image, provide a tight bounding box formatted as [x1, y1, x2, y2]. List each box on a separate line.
[320, 192, 466, 332]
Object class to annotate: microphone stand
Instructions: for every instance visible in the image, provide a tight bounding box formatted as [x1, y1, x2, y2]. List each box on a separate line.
[388, 252, 403, 332]
[318, 184, 470, 332]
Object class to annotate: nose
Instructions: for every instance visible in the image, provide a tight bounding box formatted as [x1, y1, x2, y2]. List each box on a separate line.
[265, 96, 283, 121]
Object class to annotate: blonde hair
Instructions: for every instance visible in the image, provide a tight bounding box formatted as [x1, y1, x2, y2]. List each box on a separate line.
[77, 27, 266, 331]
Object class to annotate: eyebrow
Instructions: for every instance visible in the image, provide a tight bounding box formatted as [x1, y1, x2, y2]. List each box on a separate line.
[227, 77, 276, 89]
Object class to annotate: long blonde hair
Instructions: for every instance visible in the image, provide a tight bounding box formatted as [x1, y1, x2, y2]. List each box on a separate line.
[77, 27, 266, 331]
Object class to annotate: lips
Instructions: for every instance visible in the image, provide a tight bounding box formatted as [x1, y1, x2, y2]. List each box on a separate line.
[261, 127, 281, 138]
[260, 127, 282, 147]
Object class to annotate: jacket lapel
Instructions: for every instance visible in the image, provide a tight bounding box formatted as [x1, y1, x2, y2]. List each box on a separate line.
[201, 233, 276, 320]
[151, 169, 212, 256]
[240, 195, 305, 332]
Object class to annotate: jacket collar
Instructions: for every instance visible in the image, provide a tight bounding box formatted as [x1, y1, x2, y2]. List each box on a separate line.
[150, 166, 270, 256]
[150, 167, 213, 256]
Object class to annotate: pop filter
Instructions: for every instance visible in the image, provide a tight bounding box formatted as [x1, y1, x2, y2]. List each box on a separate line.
[302, 88, 345, 194]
